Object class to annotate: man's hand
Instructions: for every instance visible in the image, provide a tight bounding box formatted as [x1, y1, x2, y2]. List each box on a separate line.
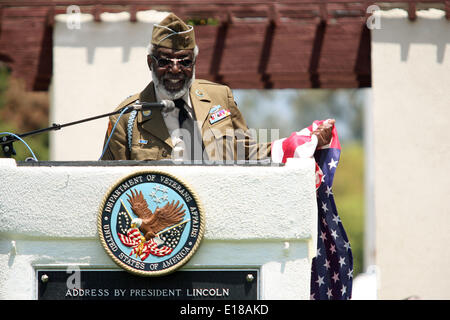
[313, 119, 335, 148]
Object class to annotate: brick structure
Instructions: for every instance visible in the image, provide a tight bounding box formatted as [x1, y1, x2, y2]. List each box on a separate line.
[0, 5, 53, 90]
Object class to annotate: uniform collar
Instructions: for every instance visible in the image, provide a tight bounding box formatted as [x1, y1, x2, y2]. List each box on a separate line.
[137, 82, 173, 148]
[135, 80, 214, 149]
[151, 79, 212, 125]
[189, 80, 212, 125]
[154, 85, 193, 118]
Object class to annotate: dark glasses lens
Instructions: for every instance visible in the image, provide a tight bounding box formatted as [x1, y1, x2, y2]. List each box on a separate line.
[179, 59, 193, 68]
[156, 58, 171, 68]
[152, 56, 194, 68]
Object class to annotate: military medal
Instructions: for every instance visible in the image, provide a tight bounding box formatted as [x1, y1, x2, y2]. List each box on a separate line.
[209, 107, 231, 124]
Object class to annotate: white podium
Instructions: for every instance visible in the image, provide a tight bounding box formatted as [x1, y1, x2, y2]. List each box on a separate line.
[0, 158, 317, 300]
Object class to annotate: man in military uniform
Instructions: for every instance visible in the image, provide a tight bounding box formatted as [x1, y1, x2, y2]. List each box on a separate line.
[101, 13, 333, 162]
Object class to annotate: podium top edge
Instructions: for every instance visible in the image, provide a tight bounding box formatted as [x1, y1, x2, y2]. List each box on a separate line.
[16, 160, 284, 167]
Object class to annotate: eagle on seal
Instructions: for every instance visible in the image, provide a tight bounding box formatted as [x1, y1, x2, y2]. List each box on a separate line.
[126, 189, 186, 240]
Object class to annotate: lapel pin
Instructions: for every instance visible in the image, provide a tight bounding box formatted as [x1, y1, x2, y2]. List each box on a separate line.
[195, 89, 204, 98]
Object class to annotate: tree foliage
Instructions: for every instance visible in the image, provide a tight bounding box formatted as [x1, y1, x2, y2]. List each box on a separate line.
[0, 67, 50, 161]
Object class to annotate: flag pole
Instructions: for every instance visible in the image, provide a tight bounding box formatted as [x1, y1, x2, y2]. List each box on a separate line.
[120, 199, 133, 220]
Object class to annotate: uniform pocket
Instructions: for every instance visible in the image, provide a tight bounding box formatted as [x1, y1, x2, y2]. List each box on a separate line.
[204, 119, 235, 161]
[130, 144, 159, 160]
[131, 130, 171, 160]
[209, 118, 234, 139]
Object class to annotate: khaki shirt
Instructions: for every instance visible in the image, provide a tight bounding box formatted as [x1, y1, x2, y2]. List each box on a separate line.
[101, 79, 271, 161]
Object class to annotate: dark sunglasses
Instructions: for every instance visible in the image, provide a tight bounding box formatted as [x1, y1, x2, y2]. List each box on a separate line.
[151, 55, 195, 69]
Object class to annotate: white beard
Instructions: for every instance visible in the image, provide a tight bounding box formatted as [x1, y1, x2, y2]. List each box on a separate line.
[152, 67, 195, 101]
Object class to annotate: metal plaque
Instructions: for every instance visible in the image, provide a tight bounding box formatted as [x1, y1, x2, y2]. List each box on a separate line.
[37, 269, 258, 300]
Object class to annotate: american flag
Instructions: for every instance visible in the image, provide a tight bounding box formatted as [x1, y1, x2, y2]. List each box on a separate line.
[118, 227, 174, 260]
[271, 120, 353, 300]
[116, 201, 175, 260]
[159, 221, 188, 249]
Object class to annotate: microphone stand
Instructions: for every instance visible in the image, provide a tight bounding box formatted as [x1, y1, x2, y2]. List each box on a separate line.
[1, 106, 137, 158]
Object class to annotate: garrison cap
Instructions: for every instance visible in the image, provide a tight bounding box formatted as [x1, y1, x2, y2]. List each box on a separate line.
[151, 13, 196, 50]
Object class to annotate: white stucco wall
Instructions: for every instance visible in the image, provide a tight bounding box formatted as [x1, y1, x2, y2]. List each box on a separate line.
[0, 158, 317, 300]
[51, 10, 169, 161]
[371, 9, 450, 299]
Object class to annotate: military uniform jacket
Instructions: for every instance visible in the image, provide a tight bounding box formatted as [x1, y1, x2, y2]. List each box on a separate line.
[101, 79, 271, 161]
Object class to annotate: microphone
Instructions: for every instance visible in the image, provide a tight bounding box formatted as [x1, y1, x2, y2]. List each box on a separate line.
[131, 100, 175, 111]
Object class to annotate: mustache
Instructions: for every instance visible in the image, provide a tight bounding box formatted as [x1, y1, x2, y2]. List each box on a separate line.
[162, 74, 185, 80]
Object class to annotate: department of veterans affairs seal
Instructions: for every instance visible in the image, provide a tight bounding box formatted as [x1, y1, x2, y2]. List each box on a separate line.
[98, 171, 205, 276]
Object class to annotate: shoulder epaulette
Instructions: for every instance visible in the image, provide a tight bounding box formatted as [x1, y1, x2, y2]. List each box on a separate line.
[196, 79, 222, 86]
[116, 93, 140, 111]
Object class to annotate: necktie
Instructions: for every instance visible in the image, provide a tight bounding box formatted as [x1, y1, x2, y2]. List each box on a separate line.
[174, 99, 189, 127]
[172, 98, 205, 161]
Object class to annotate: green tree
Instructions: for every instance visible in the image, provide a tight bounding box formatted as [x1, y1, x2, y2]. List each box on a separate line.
[333, 142, 365, 275]
[0, 67, 49, 161]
